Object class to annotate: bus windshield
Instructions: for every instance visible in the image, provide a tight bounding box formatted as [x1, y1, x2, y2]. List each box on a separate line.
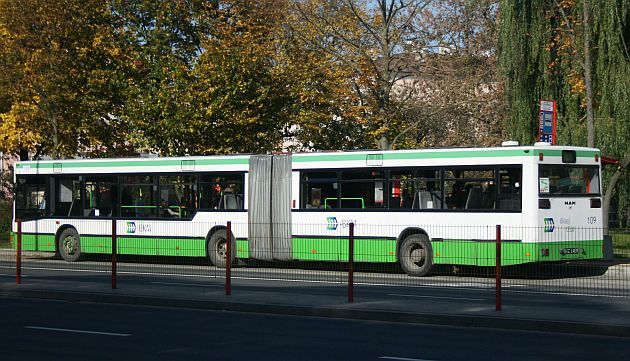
[538, 165, 600, 195]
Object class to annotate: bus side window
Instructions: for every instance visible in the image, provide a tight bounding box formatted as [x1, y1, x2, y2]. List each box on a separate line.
[121, 175, 157, 218]
[498, 167, 522, 210]
[15, 175, 47, 219]
[84, 177, 118, 217]
[199, 173, 244, 211]
[52, 177, 82, 217]
[301, 171, 337, 209]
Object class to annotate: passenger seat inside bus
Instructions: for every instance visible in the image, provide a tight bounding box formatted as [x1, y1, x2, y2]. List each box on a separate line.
[465, 186, 483, 209]
[219, 193, 243, 210]
[412, 191, 440, 209]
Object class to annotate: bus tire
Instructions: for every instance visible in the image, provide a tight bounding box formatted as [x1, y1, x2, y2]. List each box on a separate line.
[399, 234, 433, 276]
[58, 228, 82, 262]
[207, 229, 235, 268]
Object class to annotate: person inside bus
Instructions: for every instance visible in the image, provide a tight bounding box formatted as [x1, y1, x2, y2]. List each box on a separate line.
[447, 183, 468, 209]
[160, 199, 179, 217]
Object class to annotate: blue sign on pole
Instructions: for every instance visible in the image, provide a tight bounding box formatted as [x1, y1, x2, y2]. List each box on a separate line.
[538, 100, 557, 144]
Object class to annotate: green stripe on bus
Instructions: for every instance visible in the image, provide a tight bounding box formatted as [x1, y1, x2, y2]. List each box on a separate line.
[292, 149, 530, 163]
[293, 149, 600, 163]
[16, 157, 249, 170]
[433, 239, 603, 266]
[15, 234, 56, 252]
[15, 233, 602, 266]
[292, 237, 397, 262]
[17, 149, 600, 170]
[534, 149, 599, 158]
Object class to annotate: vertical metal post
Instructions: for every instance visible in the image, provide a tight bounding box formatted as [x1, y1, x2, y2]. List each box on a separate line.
[348, 222, 354, 303]
[112, 219, 117, 289]
[226, 221, 232, 296]
[16, 220, 22, 285]
[495, 224, 502, 311]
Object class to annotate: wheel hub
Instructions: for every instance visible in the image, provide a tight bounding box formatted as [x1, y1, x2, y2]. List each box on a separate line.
[217, 240, 227, 259]
[409, 247, 426, 264]
[63, 236, 76, 255]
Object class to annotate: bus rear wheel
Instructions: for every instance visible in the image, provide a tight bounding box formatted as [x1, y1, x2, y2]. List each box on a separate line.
[207, 229, 235, 268]
[58, 228, 82, 262]
[399, 234, 433, 276]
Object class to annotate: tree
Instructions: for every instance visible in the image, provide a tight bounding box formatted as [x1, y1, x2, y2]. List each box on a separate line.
[279, 1, 370, 151]
[390, 0, 504, 149]
[0, 0, 129, 159]
[499, 0, 630, 229]
[183, 0, 292, 154]
[292, 0, 435, 149]
[110, 0, 213, 155]
[113, 0, 296, 155]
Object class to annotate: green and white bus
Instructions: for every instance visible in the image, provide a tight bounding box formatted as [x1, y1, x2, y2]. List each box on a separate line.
[12, 142, 604, 276]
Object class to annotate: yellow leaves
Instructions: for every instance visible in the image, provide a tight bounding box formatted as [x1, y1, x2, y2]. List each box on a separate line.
[0, 103, 42, 153]
[568, 69, 586, 98]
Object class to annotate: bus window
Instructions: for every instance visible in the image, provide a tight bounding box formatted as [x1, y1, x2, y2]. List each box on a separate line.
[444, 168, 494, 210]
[390, 169, 441, 209]
[121, 175, 157, 218]
[159, 175, 197, 218]
[15, 175, 47, 219]
[85, 176, 118, 217]
[301, 171, 337, 209]
[498, 167, 522, 210]
[199, 173, 244, 210]
[539, 165, 600, 195]
[52, 177, 83, 217]
[339, 170, 385, 209]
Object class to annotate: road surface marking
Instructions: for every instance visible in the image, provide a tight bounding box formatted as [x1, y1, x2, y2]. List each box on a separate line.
[150, 281, 222, 288]
[388, 293, 485, 301]
[26, 326, 130, 337]
[379, 356, 436, 361]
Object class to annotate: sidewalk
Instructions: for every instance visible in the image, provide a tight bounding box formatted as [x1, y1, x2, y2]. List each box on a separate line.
[2, 271, 630, 338]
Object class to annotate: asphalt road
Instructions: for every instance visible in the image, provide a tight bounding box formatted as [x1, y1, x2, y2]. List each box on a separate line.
[1, 298, 629, 361]
[1, 252, 629, 299]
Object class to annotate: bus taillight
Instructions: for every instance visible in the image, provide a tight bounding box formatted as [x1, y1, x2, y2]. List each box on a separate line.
[590, 198, 601, 208]
[538, 199, 551, 209]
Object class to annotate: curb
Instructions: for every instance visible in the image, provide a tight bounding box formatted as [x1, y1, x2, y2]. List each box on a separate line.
[2, 288, 630, 338]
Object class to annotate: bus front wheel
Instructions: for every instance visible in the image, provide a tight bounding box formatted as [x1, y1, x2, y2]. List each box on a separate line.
[207, 229, 235, 268]
[58, 228, 82, 262]
[399, 234, 433, 276]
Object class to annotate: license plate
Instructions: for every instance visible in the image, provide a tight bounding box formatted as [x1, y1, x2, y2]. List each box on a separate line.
[560, 247, 584, 255]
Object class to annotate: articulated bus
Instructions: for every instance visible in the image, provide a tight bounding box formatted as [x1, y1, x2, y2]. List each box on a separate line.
[12, 143, 603, 276]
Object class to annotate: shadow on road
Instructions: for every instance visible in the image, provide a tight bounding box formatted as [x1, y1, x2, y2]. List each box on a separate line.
[15, 251, 629, 280]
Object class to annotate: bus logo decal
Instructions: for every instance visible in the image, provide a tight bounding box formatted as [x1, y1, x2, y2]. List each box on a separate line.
[127, 222, 136, 234]
[544, 218, 555, 232]
[327, 217, 338, 231]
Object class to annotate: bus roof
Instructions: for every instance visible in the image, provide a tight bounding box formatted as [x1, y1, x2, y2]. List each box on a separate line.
[14, 144, 600, 175]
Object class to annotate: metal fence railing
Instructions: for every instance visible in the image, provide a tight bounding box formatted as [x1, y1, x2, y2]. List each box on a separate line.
[2, 220, 629, 304]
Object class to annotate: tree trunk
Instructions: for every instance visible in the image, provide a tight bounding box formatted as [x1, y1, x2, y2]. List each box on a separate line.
[583, 0, 595, 148]
[603, 152, 630, 235]
[51, 112, 59, 159]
